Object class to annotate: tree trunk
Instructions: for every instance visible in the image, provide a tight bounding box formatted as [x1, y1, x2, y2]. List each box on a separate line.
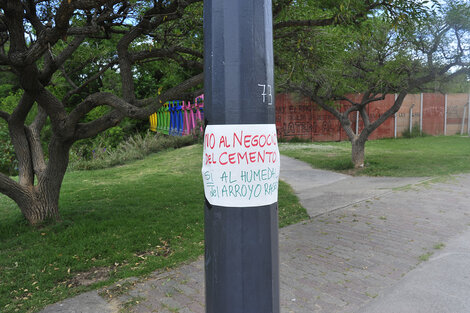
[351, 138, 366, 168]
[19, 188, 61, 225]
[13, 137, 70, 226]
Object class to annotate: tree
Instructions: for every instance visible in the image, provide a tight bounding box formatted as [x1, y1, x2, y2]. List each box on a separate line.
[276, 1, 470, 167]
[0, 0, 458, 225]
[0, 0, 204, 225]
[272, 0, 435, 33]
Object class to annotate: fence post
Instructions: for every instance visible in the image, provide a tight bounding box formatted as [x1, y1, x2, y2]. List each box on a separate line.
[190, 101, 197, 132]
[420, 93, 423, 134]
[195, 98, 203, 132]
[467, 94, 470, 135]
[161, 105, 166, 133]
[203, 0, 280, 312]
[183, 101, 190, 135]
[461, 102, 467, 135]
[444, 94, 447, 136]
[198, 96, 204, 130]
[176, 100, 183, 136]
[163, 103, 170, 135]
[394, 94, 398, 138]
[171, 101, 176, 136]
[158, 108, 162, 132]
[149, 113, 157, 132]
[169, 101, 175, 135]
[355, 111, 359, 135]
[409, 103, 415, 134]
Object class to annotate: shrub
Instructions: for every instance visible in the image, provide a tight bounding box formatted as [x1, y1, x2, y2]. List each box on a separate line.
[0, 89, 22, 176]
[402, 123, 427, 138]
[70, 126, 126, 161]
[69, 131, 197, 171]
[278, 136, 312, 143]
[0, 124, 17, 175]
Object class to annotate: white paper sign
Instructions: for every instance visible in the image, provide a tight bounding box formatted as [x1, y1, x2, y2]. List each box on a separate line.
[202, 124, 280, 207]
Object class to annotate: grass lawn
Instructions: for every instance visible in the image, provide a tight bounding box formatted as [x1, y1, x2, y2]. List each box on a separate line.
[0, 144, 308, 313]
[280, 136, 470, 177]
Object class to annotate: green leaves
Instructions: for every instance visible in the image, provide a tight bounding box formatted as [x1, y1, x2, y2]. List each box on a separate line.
[445, 1, 470, 31]
[274, 0, 463, 101]
[0, 124, 17, 176]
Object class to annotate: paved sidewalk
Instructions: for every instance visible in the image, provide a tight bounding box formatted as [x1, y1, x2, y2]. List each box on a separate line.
[40, 156, 470, 313]
[357, 227, 470, 313]
[279, 156, 425, 217]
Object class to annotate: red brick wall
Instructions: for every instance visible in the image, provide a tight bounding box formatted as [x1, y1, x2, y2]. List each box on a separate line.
[276, 93, 470, 141]
[422, 93, 445, 136]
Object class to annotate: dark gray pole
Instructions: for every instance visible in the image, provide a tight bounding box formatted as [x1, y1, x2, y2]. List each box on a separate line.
[203, 0, 280, 313]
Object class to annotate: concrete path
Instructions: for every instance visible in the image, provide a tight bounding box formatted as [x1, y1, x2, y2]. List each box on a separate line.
[357, 227, 470, 313]
[39, 156, 470, 313]
[279, 156, 425, 217]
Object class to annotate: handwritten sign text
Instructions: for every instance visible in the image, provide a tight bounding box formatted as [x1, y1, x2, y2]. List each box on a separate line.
[202, 124, 280, 207]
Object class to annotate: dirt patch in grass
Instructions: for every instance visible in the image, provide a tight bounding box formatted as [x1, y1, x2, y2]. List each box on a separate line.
[67, 267, 112, 287]
[66, 241, 172, 289]
[134, 239, 172, 259]
[342, 167, 364, 176]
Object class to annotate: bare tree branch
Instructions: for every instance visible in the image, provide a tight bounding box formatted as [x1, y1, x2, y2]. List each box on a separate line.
[67, 69, 203, 134]
[0, 171, 30, 205]
[0, 52, 9, 65]
[23, 0, 46, 34]
[9, 92, 36, 186]
[6, 0, 111, 66]
[117, 0, 202, 102]
[60, 66, 79, 89]
[137, 72, 204, 108]
[132, 47, 203, 70]
[74, 109, 124, 140]
[27, 106, 47, 177]
[0, 110, 9, 121]
[274, 18, 336, 30]
[131, 46, 203, 62]
[40, 35, 86, 83]
[363, 91, 407, 139]
[35, 88, 69, 136]
[62, 60, 117, 104]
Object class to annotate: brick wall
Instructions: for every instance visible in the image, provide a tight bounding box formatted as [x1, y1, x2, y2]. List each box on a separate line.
[276, 93, 470, 141]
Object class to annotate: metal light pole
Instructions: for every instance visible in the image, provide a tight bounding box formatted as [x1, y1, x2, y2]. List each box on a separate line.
[202, 0, 280, 313]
